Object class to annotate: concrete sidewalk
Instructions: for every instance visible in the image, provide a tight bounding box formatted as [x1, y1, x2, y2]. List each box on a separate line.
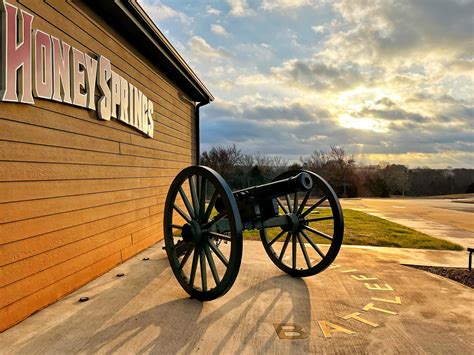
[1, 241, 473, 354]
[342, 198, 474, 249]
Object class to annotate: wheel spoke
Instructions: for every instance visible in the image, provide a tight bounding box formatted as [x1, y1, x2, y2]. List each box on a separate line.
[285, 195, 292, 213]
[175, 240, 191, 256]
[297, 191, 311, 215]
[301, 230, 326, 259]
[292, 232, 297, 269]
[199, 177, 207, 220]
[204, 243, 220, 285]
[203, 189, 219, 222]
[300, 197, 327, 218]
[293, 192, 298, 215]
[200, 248, 207, 291]
[279, 232, 291, 261]
[208, 240, 229, 266]
[276, 198, 289, 214]
[297, 232, 312, 268]
[302, 216, 334, 223]
[268, 229, 286, 247]
[303, 225, 333, 241]
[173, 203, 191, 223]
[189, 176, 199, 217]
[178, 186, 195, 220]
[204, 211, 227, 229]
[189, 247, 199, 287]
[209, 231, 232, 242]
[178, 244, 194, 271]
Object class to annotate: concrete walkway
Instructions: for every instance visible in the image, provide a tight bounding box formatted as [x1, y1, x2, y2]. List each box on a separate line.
[342, 198, 474, 249]
[1, 240, 472, 354]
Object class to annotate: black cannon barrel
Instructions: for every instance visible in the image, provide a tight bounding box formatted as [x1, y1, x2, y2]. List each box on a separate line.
[234, 172, 313, 202]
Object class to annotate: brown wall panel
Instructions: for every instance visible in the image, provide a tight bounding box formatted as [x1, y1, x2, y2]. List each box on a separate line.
[0, 207, 154, 267]
[0, 210, 159, 286]
[0, 119, 121, 154]
[0, 0, 198, 331]
[0, 141, 191, 169]
[0, 177, 172, 203]
[0, 187, 166, 223]
[0, 252, 124, 333]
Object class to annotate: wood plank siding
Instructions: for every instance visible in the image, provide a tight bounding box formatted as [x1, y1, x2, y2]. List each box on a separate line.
[0, 0, 203, 331]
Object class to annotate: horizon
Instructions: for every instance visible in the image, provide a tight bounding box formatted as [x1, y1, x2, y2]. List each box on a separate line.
[139, 0, 474, 169]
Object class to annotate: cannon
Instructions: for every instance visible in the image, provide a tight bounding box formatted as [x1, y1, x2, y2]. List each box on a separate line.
[163, 166, 344, 300]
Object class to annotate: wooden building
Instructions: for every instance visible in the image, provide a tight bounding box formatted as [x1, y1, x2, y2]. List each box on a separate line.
[0, 0, 213, 331]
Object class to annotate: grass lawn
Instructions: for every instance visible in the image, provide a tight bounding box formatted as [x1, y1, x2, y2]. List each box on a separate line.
[244, 208, 463, 251]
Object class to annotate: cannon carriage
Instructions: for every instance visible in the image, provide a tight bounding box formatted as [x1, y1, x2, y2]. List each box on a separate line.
[163, 166, 344, 300]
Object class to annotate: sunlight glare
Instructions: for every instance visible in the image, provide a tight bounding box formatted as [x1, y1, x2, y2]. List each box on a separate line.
[338, 114, 388, 132]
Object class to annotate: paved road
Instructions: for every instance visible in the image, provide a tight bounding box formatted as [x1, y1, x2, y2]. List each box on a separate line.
[342, 198, 474, 249]
[1, 241, 472, 354]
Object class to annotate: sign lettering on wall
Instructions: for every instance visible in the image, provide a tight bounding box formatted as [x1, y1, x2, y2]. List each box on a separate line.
[0, 1, 154, 137]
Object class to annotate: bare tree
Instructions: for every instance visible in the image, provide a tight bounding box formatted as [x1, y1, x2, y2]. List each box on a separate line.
[300, 150, 329, 173]
[326, 146, 356, 197]
[200, 144, 243, 182]
[255, 155, 289, 178]
[267, 155, 289, 176]
[384, 164, 410, 196]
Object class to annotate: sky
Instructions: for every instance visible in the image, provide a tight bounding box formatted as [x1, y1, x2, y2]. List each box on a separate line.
[139, 0, 473, 168]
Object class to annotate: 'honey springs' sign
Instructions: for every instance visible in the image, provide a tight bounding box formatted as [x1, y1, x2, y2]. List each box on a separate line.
[0, 1, 154, 137]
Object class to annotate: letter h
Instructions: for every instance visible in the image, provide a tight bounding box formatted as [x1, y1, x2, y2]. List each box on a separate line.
[1, 2, 34, 103]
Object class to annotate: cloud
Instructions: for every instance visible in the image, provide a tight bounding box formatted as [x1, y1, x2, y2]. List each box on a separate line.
[311, 25, 325, 33]
[201, 98, 473, 167]
[211, 24, 230, 37]
[271, 58, 364, 92]
[226, 0, 255, 17]
[360, 107, 430, 124]
[261, 0, 313, 11]
[189, 36, 231, 58]
[327, 0, 474, 65]
[206, 6, 221, 15]
[139, 0, 190, 24]
[142, 0, 474, 168]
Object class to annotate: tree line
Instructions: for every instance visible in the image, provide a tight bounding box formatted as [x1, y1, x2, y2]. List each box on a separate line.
[200, 145, 474, 197]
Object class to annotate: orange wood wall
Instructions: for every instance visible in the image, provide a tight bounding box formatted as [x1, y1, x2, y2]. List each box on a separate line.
[0, 0, 196, 331]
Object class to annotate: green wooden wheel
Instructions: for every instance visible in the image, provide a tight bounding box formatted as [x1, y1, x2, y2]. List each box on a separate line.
[260, 170, 344, 277]
[164, 166, 243, 301]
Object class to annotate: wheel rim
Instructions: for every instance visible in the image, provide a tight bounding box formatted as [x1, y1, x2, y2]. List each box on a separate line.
[164, 166, 243, 300]
[260, 170, 344, 277]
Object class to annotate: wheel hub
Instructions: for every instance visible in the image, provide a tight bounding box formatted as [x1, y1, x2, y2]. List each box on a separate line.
[182, 220, 203, 244]
[285, 213, 300, 234]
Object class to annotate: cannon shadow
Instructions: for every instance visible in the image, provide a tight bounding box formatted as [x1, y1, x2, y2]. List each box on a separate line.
[10, 251, 312, 354]
[84, 274, 312, 354]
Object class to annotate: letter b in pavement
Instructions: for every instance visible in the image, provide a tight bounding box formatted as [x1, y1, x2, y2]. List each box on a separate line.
[274, 323, 309, 340]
